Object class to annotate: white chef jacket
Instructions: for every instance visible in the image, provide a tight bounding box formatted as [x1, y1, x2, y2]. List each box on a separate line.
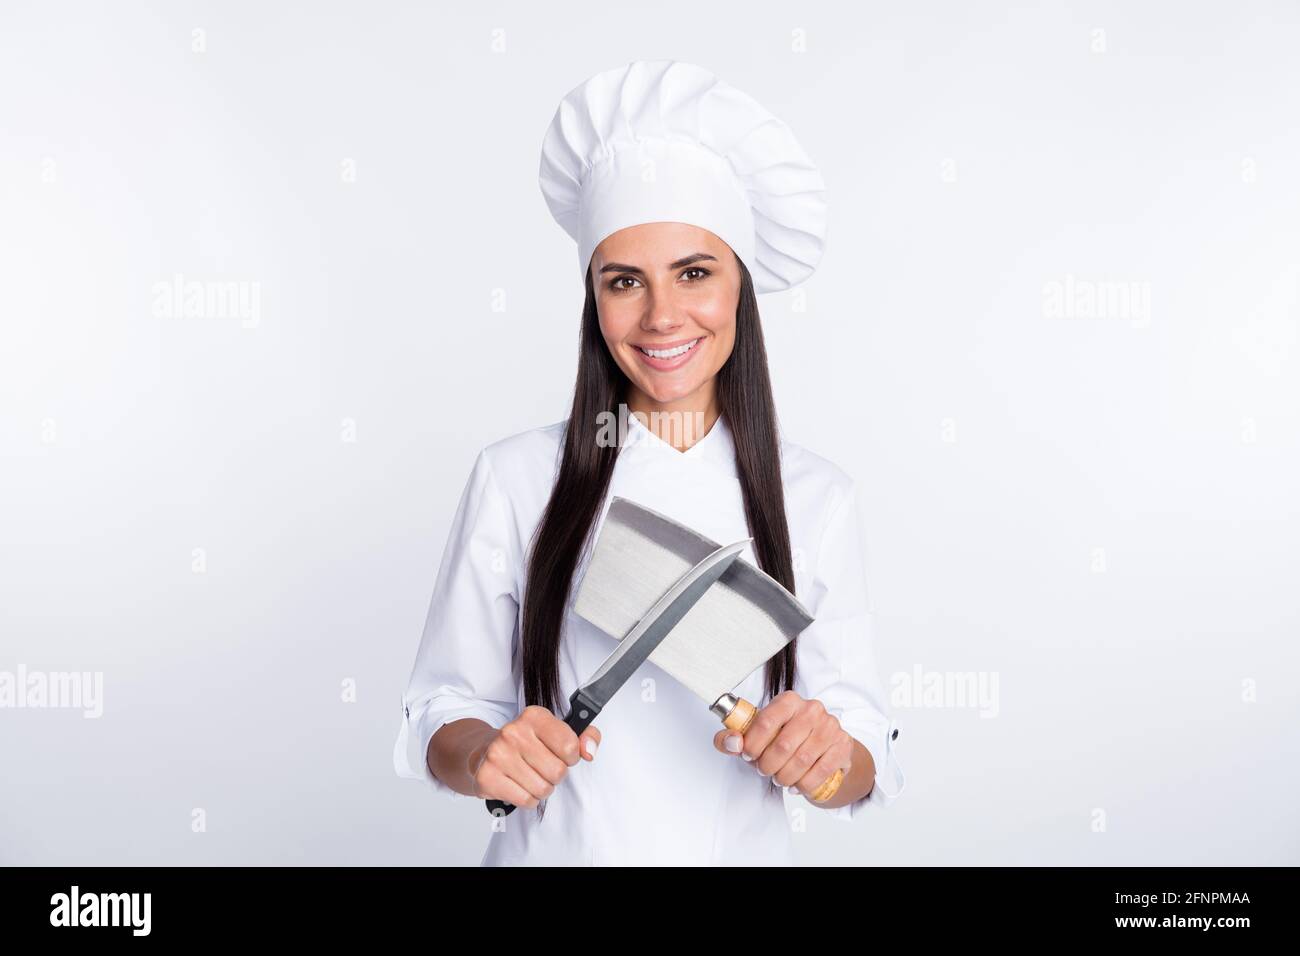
[393, 411, 905, 865]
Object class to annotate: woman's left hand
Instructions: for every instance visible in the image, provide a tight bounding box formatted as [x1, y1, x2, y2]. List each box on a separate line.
[712, 690, 853, 799]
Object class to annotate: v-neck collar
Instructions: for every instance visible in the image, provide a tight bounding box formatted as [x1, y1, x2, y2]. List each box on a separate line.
[625, 408, 736, 471]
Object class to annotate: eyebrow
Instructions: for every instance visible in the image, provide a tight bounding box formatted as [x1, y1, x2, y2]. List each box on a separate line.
[598, 252, 718, 276]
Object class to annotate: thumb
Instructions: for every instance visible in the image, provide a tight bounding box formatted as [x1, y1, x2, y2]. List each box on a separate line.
[714, 729, 744, 756]
[578, 725, 601, 760]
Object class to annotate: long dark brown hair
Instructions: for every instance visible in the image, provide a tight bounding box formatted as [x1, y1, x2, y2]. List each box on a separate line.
[521, 254, 797, 815]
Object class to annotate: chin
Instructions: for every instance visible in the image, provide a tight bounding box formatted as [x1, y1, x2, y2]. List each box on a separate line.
[641, 380, 702, 404]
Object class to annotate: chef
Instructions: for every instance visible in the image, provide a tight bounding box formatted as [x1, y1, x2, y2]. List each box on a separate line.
[394, 59, 905, 866]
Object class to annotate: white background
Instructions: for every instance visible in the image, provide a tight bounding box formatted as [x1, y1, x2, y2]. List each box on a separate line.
[1, 1, 1297, 865]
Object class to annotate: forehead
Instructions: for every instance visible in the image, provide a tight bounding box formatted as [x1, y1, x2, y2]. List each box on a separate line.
[592, 221, 730, 265]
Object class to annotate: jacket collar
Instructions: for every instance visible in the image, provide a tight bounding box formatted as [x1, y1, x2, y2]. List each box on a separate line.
[624, 407, 736, 472]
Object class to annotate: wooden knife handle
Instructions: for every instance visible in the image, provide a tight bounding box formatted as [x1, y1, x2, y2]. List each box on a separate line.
[721, 696, 758, 734]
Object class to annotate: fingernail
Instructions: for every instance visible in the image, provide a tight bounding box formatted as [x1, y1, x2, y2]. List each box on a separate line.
[788, 786, 800, 795]
[724, 735, 742, 753]
[741, 753, 754, 762]
[758, 768, 770, 777]
[586, 740, 598, 758]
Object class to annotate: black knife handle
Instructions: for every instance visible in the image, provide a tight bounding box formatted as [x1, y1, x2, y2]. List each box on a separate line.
[485, 688, 603, 817]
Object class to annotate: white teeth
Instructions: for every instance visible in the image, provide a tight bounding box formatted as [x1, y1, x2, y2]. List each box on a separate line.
[638, 338, 700, 359]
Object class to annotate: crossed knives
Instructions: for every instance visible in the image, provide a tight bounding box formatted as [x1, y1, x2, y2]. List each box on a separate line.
[484, 497, 830, 817]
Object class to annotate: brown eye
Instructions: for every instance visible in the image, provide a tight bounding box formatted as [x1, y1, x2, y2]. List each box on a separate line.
[609, 275, 639, 292]
[682, 267, 710, 281]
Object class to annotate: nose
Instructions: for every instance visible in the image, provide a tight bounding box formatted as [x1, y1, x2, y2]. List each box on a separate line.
[641, 313, 683, 336]
[639, 291, 686, 335]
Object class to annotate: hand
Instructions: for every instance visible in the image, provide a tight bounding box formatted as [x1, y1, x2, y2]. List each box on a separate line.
[471, 705, 600, 809]
[713, 691, 851, 800]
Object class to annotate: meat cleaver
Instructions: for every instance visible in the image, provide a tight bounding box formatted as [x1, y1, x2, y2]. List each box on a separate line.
[574, 496, 816, 741]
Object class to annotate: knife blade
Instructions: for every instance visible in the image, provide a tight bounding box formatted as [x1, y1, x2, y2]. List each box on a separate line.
[484, 536, 751, 817]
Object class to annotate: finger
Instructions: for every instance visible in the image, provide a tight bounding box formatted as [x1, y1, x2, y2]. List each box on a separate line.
[519, 734, 571, 786]
[483, 770, 539, 809]
[798, 749, 851, 801]
[579, 727, 601, 760]
[782, 720, 841, 791]
[740, 691, 804, 765]
[490, 731, 558, 802]
[533, 717, 584, 767]
[478, 750, 546, 808]
[508, 750, 558, 803]
[714, 729, 744, 755]
[757, 709, 818, 783]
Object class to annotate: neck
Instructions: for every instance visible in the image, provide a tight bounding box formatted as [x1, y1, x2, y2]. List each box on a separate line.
[625, 383, 720, 453]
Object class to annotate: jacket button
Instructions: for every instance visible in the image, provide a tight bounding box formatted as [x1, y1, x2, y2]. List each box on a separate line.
[891, 728, 899, 740]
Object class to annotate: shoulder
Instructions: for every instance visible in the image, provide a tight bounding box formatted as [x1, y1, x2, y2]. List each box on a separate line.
[778, 435, 868, 588]
[480, 418, 566, 467]
[473, 418, 567, 504]
[779, 433, 857, 518]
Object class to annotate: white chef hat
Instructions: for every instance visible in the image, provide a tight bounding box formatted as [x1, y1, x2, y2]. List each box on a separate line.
[538, 59, 828, 295]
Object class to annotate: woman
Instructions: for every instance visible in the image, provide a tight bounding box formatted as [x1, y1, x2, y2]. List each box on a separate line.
[394, 59, 904, 866]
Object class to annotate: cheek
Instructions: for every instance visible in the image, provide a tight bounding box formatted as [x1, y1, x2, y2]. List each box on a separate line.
[595, 306, 631, 351]
[694, 292, 733, 328]
[597, 303, 634, 348]
[696, 293, 738, 355]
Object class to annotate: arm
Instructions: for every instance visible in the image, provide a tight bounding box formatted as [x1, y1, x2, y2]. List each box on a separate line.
[392, 448, 522, 800]
[427, 717, 499, 797]
[792, 475, 905, 818]
[394, 446, 604, 809]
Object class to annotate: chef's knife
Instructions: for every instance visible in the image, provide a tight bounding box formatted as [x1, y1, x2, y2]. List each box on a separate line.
[484, 535, 751, 817]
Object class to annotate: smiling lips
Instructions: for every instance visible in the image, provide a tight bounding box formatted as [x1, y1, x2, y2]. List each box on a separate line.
[633, 336, 703, 371]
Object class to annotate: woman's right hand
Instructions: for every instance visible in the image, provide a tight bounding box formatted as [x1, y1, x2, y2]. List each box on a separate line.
[471, 705, 601, 808]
